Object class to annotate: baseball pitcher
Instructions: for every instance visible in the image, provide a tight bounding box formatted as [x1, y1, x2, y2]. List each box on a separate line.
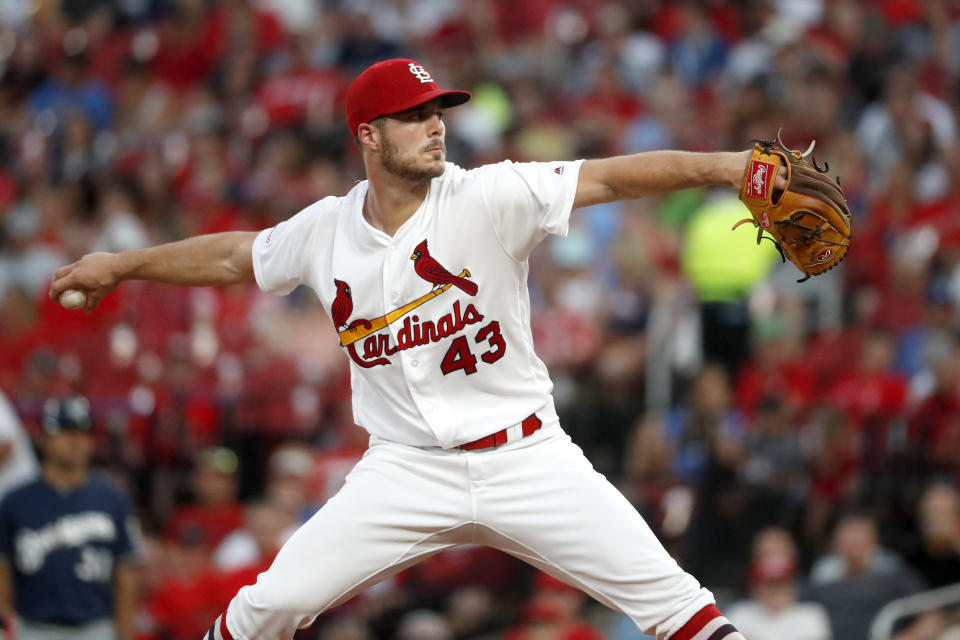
[50, 58, 847, 640]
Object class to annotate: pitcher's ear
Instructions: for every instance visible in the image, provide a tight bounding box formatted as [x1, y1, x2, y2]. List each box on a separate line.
[357, 123, 380, 152]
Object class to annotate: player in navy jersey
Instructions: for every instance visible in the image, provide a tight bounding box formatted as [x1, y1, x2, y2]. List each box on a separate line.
[0, 396, 140, 640]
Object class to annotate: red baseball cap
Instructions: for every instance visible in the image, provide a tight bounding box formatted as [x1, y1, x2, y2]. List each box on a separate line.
[346, 58, 471, 136]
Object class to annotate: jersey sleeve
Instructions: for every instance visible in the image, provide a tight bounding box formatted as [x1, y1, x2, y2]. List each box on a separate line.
[251, 200, 326, 295]
[477, 159, 583, 261]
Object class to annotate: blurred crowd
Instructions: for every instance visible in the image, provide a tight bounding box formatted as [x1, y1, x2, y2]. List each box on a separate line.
[1, 0, 960, 638]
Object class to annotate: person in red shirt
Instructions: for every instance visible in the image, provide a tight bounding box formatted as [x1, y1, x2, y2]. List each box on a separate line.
[829, 330, 907, 426]
[736, 319, 816, 419]
[165, 446, 244, 550]
[145, 528, 228, 639]
[907, 340, 960, 476]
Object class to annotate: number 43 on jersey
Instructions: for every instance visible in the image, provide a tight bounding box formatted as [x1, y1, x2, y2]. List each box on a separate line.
[440, 321, 505, 375]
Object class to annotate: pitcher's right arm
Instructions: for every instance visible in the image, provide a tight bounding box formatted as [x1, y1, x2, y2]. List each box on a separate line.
[49, 231, 257, 312]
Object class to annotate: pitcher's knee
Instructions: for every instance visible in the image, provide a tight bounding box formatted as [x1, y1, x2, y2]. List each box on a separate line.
[225, 582, 320, 639]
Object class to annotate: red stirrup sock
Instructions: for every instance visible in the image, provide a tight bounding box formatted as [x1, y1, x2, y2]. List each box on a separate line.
[669, 604, 745, 640]
[205, 612, 235, 640]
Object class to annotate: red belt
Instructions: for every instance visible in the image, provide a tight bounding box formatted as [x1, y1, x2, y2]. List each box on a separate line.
[458, 414, 542, 451]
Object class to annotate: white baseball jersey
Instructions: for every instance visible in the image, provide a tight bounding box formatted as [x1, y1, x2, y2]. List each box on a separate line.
[252, 159, 583, 448]
[217, 157, 729, 640]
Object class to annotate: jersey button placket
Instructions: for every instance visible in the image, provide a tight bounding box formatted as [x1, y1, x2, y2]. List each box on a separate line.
[382, 249, 399, 344]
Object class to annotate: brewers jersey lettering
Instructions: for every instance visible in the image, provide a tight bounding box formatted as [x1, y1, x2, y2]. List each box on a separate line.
[253, 160, 582, 448]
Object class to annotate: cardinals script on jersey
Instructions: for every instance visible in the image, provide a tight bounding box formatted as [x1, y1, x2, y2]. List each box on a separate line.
[345, 299, 488, 369]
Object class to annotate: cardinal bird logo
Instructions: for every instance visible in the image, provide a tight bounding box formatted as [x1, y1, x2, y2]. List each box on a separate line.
[410, 240, 478, 296]
[331, 279, 353, 329]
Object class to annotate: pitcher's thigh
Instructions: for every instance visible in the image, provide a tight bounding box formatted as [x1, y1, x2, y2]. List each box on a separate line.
[224, 446, 471, 639]
[477, 437, 714, 638]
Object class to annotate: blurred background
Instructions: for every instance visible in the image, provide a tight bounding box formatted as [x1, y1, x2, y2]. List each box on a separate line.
[1, 0, 959, 638]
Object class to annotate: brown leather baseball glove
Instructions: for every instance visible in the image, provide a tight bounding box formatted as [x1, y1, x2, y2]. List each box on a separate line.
[735, 132, 851, 282]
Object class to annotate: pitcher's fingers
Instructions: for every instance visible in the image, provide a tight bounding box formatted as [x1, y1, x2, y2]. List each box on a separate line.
[49, 274, 76, 301]
[52, 262, 77, 281]
[84, 293, 101, 313]
[49, 270, 86, 302]
[53, 262, 76, 278]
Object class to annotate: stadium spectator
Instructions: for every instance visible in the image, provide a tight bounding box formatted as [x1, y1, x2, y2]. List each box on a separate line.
[726, 528, 832, 640]
[143, 526, 227, 640]
[740, 396, 806, 501]
[904, 482, 960, 589]
[805, 512, 926, 640]
[906, 339, 960, 479]
[803, 407, 862, 545]
[665, 364, 744, 485]
[212, 499, 290, 572]
[263, 442, 319, 525]
[164, 446, 243, 550]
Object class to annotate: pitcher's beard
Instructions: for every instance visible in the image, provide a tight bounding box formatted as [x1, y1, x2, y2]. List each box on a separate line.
[381, 135, 445, 182]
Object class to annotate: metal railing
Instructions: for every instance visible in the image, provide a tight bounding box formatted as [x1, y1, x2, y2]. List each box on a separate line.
[869, 582, 960, 640]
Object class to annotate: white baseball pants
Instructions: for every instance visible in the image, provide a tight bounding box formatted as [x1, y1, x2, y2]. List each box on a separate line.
[209, 422, 718, 640]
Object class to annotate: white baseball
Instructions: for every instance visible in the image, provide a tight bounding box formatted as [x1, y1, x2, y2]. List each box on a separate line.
[59, 289, 87, 309]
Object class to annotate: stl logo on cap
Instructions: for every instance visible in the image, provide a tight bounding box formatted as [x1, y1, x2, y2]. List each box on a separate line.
[345, 58, 471, 135]
[408, 63, 434, 84]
